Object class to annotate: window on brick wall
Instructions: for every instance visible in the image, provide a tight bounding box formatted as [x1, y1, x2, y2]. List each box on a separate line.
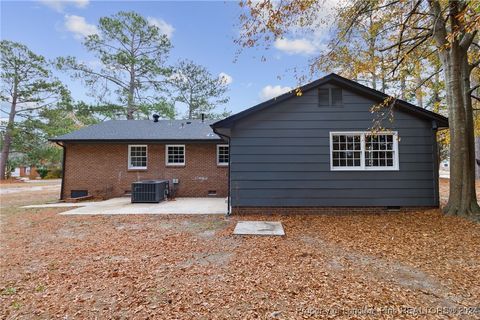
[217, 144, 229, 166]
[128, 145, 147, 169]
[166, 145, 185, 166]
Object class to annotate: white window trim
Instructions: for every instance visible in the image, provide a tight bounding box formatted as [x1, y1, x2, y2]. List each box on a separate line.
[166, 144, 185, 166]
[329, 131, 399, 171]
[128, 144, 148, 170]
[217, 144, 229, 166]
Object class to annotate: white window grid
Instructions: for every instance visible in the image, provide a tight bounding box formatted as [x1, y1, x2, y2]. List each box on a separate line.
[128, 145, 147, 169]
[329, 132, 399, 171]
[217, 144, 229, 166]
[166, 145, 185, 165]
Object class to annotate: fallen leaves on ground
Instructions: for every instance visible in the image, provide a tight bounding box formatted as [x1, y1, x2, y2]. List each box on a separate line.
[1, 181, 479, 319]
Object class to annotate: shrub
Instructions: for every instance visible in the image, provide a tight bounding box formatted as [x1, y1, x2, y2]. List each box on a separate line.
[44, 167, 62, 179]
[36, 167, 49, 179]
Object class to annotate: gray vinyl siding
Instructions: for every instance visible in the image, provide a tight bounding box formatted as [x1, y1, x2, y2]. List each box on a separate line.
[229, 84, 439, 207]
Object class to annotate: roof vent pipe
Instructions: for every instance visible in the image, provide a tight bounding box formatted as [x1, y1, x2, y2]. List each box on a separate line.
[153, 114, 160, 122]
[201, 113, 205, 123]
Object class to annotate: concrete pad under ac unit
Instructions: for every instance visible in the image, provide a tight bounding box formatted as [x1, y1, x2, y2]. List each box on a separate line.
[233, 221, 285, 236]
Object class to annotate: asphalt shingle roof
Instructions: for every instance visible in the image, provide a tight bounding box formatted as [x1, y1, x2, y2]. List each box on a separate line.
[50, 119, 222, 142]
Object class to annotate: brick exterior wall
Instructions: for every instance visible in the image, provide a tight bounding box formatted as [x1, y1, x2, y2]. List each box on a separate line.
[63, 143, 228, 199]
[231, 206, 436, 215]
[19, 166, 39, 178]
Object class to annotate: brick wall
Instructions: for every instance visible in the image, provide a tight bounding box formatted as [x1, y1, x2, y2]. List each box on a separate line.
[63, 143, 228, 199]
[231, 206, 436, 215]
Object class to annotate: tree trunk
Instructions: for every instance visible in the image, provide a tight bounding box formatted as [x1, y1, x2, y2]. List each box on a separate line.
[441, 44, 479, 215]
[460, 49, 480, 214]
[188, 89, 193, 120]
[126, 37, 136, 120]
[0, 98, 17, 180]
[429, 0, 479, 216]
[127, 66, 136, 120]
[441, 48, 465, 215]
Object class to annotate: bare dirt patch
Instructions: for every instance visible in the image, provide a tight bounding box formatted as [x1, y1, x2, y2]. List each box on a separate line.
[1, 180, 479, 319]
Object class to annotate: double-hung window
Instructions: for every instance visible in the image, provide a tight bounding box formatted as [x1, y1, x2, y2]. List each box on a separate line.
[330, 132, 399, 171]
[166, 145, 185, 166]
[128, 145, 147, 170]
[217, 144, 229, 166]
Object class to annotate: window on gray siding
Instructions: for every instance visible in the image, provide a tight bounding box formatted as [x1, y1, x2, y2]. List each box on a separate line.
[331, 134, 362, 168]
[365, 134, 395, 167]
[330, 132, 399, 171]
[318, 88, 343, 106]
[128, 145, 147, 169]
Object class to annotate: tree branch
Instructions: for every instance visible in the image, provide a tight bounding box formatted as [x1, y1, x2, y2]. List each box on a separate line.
[460, 30, 477, 50]
[469, 84, 480, 93]
[428, 0, 448, 47]
[380, 33, 432, 52]
[470, 58, 480, 71]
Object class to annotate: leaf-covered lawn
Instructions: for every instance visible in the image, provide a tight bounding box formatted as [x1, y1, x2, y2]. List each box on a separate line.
[1, 180, 479, 319]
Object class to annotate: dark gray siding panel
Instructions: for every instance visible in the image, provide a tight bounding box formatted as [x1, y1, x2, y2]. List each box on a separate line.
[231, 198, 437, 207]
[229, 84, 439, 207]
[233, 162, 434, 172]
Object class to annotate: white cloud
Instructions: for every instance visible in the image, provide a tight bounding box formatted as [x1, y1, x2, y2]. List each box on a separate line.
[259, 85, 292, 100]
[64, 14, 98, 39]
[218, 72, 233, 85]
[39, 0, 89, 12]
[267, 0, 339, 56]
[147, 17, 175, 39]
[274, 38, 318, 55]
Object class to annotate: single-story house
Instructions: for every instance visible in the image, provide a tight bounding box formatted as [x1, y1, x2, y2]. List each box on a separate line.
[50, 119, 229, 200]
[210, 73, 448, 214]
[0, 152, 40, 179]
[11, 166, 39, 179]
[52, 73, 448, 214]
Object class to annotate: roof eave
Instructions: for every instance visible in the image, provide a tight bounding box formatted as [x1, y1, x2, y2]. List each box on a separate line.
[49, 138, 223, 143]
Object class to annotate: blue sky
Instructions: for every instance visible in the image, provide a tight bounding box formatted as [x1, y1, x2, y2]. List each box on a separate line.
[1, 0, 329, 117]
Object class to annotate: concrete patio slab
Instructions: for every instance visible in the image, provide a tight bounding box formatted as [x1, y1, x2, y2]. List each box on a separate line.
[23, 197, 228, 215]
[233, 221, 285, 236]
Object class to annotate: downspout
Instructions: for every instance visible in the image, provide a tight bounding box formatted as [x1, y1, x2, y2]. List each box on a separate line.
[212, 128, 231, 216]
[431, 121, 440, 207]
[55, 142, 66, 201]
[226, 136, 231, 216]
